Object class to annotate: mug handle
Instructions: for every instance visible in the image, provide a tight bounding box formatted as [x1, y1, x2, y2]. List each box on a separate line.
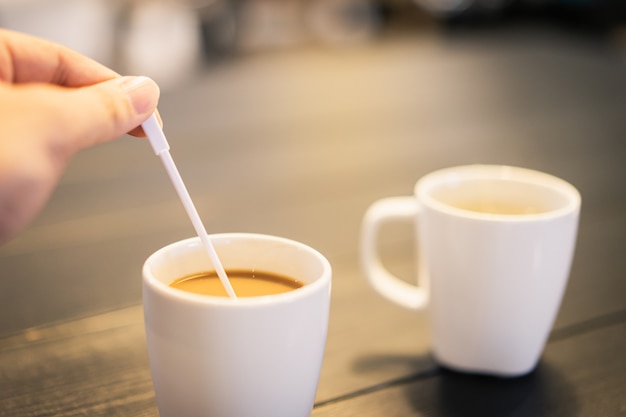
[360, 196, 428, 311]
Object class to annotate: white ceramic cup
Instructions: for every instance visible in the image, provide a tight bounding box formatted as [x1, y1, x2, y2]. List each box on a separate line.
[143, 233, 332, 417]
[360, 165, 580, 377]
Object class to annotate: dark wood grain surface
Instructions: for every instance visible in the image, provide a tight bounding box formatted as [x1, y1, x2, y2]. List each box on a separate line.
[1, 22, 625, 417]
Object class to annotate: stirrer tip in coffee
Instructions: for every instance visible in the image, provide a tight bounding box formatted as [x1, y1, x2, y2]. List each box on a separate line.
[141, 112, 236, 298]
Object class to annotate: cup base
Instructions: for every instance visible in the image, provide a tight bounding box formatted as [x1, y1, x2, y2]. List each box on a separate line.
[432, 353, 538, 378]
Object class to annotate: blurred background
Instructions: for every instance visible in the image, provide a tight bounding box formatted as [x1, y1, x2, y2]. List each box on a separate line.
[1, 0, 625, 89]
[0, 0, 625, 338]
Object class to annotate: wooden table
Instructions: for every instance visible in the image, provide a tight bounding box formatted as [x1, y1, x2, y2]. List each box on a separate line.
[1, 22, 625, 416]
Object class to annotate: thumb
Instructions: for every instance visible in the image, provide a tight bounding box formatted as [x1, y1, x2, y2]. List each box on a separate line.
[58, 76, 160, 150]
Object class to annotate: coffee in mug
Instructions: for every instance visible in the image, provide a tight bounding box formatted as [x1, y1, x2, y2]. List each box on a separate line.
[170, 270, 305, 297]
[143, 233, 332, 417]
[360, 165, 580, 377]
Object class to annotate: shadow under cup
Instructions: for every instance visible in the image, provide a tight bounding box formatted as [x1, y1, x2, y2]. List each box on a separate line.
[142, 233, 332, 417]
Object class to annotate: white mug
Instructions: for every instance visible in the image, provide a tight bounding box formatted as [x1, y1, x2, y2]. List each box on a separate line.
[360, 165, 580, 376]
[143, 233, 332, 417]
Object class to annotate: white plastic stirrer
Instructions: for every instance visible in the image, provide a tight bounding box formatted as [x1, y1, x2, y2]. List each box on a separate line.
[142, 113, 236, 298]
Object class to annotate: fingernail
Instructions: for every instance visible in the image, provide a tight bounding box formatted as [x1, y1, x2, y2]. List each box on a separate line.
[120, 76, 160, 114]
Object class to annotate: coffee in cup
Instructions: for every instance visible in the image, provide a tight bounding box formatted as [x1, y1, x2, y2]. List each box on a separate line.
[143, 233, 332, 417]
[169, 269, 305, 297]
[360, 165, 580, 377]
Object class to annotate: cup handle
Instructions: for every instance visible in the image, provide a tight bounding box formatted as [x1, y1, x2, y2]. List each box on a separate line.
[360, 196, 428, 311]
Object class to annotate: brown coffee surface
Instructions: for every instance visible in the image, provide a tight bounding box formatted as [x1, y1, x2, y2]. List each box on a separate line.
[169, 269, 304, 297]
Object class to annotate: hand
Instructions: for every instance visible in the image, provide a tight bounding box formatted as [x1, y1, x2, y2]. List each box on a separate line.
[0, 29, 161, 244]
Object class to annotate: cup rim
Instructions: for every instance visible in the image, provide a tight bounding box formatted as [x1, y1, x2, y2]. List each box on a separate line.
[415, 165, 581, 221]
[143, 233, 332, 307]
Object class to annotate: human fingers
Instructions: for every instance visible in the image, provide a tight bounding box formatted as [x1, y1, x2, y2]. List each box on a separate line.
[65, 76, 161, 149]
[15, 76, 161, 155]
[0, 28, 118, 86]
[127, 109, 163, 138]
[0, 76, 159, 244]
